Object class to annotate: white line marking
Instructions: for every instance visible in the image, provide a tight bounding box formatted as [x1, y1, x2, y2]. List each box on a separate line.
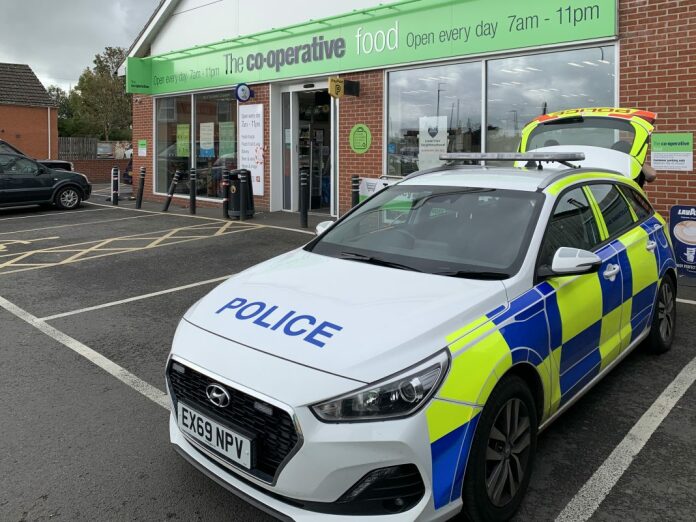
[0, 295, 168, 409]
[0, 213, 158, 236]
[677, 298, 696, 306]
[261, 224, 315, 236]
[0, 208, 113, 222]
[555, 355, 696, 522]
[40, 275, 233, 321]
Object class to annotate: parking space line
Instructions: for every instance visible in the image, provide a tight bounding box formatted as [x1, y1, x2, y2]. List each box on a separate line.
[0, 207, 114, 222]
[39, 275, 233, 321]
[0, 213, 160, 236]
[677, 298, 696, 306]
[555, 355, 696, 522]
[0, 295, 169, 410]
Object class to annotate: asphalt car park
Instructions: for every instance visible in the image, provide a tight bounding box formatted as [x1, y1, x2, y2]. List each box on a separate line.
[1, 199, 695, 521]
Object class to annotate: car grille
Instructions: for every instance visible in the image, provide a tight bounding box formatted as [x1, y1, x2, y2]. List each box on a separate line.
[167, 361, 300, 482]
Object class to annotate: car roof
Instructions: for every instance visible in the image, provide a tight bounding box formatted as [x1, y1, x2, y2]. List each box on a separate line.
[399, 165, 630, 193]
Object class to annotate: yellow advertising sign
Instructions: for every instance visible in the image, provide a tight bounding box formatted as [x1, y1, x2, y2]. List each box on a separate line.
[328, 76, 344, 99]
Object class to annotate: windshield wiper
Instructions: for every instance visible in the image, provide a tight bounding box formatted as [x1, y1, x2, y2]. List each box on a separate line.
[436, 270, 510, 280]
[339, 252, 422, 272]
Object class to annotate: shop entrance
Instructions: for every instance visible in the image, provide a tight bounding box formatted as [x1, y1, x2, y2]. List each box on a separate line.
[280, 84, 337, 216]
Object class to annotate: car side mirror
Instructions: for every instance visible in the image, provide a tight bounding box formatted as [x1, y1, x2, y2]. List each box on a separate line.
[538, 247, 602, 278]
[37, 166, 48, 175]
[315, 221, 334, 236]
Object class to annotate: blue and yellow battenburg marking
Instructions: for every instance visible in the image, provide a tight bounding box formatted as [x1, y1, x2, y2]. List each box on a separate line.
[425, 213, 675, 510]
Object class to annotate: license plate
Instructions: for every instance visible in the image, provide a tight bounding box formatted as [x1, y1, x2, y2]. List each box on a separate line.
[177, 402, 253, 469]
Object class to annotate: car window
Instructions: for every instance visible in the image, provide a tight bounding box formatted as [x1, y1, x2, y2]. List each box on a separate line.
[527, 117, 637, 152]
[0, 155, 39, 176]
[588, 184, 635, 237]
[539, 187, 601, 267]
[619, 186, 653, 221]
[308, 185, 544, 278]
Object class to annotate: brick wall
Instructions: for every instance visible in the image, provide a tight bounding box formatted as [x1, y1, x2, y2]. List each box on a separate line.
[337, 70, 384, 215]
[73, 159, 130, 183]
[0, 104, 58, 159]
[619, 0, 696, 215]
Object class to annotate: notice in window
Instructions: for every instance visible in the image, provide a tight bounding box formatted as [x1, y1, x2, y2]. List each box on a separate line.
[200, 122, 215, 158]
[239, 104, 264, 196]
[176, 124, 190, 157]
[219, 121, 236, 158]
[418, 116, 448, 170]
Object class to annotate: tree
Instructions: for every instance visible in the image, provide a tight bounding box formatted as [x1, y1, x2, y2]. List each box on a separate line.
[73, 47, 132, 140]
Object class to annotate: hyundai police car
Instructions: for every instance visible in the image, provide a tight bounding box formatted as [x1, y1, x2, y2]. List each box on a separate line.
[166, 152, 677, 522]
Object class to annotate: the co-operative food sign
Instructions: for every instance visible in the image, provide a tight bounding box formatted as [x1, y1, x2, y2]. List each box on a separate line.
[127, 0, 617, 95]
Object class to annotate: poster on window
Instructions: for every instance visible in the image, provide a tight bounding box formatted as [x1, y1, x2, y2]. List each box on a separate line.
[219, 121, 236, 158]
[239, 104, 264, 196]
[176, 124, 190, 157]
[418, 116, 448, 170]
[200, 122, 215, 158]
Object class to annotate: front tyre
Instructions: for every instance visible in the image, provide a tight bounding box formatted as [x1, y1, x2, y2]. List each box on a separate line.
[646, 277, 677, 354]
[55, 186, 82, 210]
[460, 376, 538, 522]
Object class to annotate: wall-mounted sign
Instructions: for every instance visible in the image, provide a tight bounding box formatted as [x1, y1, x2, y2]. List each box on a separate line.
[176, 124, 190, 157]
[128, 0, 618, 95]
[652, 133, 693, 172]
[670, 205, 696, 285]
[239, 104, 264, 196]
[235, 83, 254, 102]
[138, 139, 147, 157]
[349, 124, 372, 154]
[329, 77, 344, 98]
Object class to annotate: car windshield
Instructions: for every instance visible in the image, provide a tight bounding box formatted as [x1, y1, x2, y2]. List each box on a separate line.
[307, 185, 544, 279]
[527, 117, 637, 154]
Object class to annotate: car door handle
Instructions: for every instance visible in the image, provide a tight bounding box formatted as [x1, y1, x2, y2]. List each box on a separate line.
[603, 264, 621, 281]
[646, 240, 657, 252]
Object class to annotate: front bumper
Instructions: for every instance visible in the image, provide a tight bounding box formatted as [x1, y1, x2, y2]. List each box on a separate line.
[83, 183, 92, 200]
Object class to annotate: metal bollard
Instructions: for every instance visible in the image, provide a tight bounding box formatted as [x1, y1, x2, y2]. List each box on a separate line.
[351, 175, 360, 208]
[135, 166, 146, 209]
[221, 170, 230, 219]
[111, 166, 119, 206]
[189, 168, 197, 215]
[300, 170, 309, 229]
[162, 171, 181, 212]
[239, 170, 248, 222]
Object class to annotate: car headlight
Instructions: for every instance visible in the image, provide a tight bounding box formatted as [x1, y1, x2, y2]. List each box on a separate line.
[311, 350, 449, 422]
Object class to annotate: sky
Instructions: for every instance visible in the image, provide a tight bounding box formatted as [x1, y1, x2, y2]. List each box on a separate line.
[0, 0, 161, 92]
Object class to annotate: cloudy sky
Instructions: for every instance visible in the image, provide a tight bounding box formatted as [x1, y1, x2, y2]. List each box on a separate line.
[0, 0, 161, 91]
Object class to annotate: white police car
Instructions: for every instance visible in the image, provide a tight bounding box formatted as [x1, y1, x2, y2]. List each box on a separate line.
[167, 153, 677, 521]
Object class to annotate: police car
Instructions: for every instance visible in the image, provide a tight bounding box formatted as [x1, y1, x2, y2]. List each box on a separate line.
[166, 152, 677, 522]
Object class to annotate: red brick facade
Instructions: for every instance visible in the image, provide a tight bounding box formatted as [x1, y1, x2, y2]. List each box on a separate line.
[620, 0, 696, 215]
[0, 104, 58, 159]
[73, 159, 130, 183]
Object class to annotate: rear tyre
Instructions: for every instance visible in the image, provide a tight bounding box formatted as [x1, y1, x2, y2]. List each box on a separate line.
[646, 277, 677, 354]
[460, 376, 538, 522]
[55, 187, 82, 210]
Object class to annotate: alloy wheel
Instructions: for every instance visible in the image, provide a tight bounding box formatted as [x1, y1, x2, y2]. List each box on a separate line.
[60, 189, 79, 208]
[658, 283, 675, 344]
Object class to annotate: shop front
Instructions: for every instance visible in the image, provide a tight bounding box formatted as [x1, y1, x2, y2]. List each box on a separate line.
[125, 0, 694, 217]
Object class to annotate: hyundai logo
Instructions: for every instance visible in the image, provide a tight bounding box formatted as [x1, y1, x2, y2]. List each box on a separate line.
[206, 383, 231, 408]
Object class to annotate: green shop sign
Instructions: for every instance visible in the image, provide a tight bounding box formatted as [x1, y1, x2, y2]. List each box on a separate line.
[350, 124, 372, 154]
[127, 0, 617, 95]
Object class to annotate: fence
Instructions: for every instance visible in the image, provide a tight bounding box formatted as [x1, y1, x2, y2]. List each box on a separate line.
[59, 137, 97, 160]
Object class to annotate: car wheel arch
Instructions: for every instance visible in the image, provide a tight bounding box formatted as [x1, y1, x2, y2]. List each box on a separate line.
[51, 182, 84, 201]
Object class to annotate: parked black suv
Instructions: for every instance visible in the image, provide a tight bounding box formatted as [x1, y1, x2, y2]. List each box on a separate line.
[0, 139, 74, 171]
[0, 153, 91, 209]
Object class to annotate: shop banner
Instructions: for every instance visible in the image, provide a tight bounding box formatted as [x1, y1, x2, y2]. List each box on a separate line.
[128, 0, 617, 95]
[670, 206, 696, 286]
[239, 104, 264, 196]
[138, 139, 147, 157]
[200, 122, 215, 158]
[651, 133, 693, 172]
[418, 116, 448, 170]
[219, 121, 236, 158]
[176, 124, 190, 157]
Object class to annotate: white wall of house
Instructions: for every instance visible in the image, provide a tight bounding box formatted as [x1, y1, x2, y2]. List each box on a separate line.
[150, 0, 384, 56]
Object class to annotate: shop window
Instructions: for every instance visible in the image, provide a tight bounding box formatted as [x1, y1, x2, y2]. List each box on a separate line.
[387, 62, 482, 177]
[487, 46, 615, 152]
[155, 95, 192, 194]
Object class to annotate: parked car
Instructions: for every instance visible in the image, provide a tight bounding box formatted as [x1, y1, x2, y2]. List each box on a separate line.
[165, 152, 676, 521]
[0, 152, 91, 209]
[0, 139, 74, 171]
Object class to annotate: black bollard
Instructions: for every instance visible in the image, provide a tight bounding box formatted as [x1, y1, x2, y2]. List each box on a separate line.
[111, 166, 119, 206]
[300, 170, 309, 229]
[162, 171, 181, 212]
[239, 170, 248, 222]
[189, 168, 197, 215]
[351, 175, 360, 208]
[221, 170, 230, 219]
[135, 166, 146, 209]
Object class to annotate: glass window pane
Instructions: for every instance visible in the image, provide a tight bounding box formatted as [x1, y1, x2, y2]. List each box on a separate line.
[387, 62, 482, 177]
[620, 186, 653, 221]
[589, 184, 635, 237]
[487, 46, 615, 152]
[195, 91, 237, 199]
[156, 95, 191, 194]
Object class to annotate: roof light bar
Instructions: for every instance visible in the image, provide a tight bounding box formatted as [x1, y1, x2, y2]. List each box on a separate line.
[439, 153, 586, 162]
